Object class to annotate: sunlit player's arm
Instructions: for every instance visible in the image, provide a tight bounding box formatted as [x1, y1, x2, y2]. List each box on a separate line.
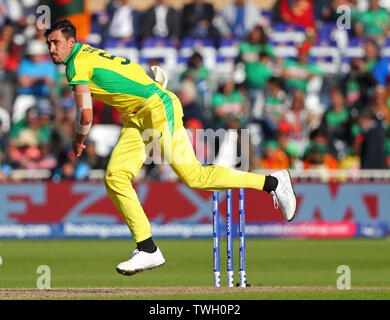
[72, 84, 93, 157]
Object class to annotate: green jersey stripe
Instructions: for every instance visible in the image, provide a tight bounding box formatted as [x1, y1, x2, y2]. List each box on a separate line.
[90, 68, 174, 135]
[156, 88, 174, 136]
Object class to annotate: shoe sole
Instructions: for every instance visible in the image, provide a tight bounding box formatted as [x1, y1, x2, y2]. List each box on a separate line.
[116, 262, 165, 276]
[285, 170, 297, 222]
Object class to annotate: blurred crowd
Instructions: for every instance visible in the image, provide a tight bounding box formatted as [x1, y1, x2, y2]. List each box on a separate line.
[1, 0, 390, 182]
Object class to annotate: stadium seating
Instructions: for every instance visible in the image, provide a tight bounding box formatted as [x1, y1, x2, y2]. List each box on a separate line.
[214, 56, 236, 80]
[269, 23, 306, 45]
[140, 37, 178, 75]
[85, 23, 390, 78]
[309, 45, 341, 74]
[381, 38, 390, 58]
[179, 37, 217, 70]
[103, 38, 139, 63]
[341, 37, 365, 72]
[218, 37, 240, 59]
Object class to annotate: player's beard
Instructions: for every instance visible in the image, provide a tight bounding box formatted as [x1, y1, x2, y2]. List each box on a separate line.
[51, 55, 62, 64]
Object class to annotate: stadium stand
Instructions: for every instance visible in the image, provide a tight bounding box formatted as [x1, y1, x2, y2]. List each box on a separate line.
[1, 0, 390, 182]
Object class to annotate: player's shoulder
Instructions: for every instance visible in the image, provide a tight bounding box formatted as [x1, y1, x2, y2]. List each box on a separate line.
[70, 43, 103, 70]
[65, 44, 96, 81]
[76, 43, 102, 59]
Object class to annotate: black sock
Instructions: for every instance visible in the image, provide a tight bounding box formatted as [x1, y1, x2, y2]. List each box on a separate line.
[137, 237, 157, 253]
[263, 175, 278, 194]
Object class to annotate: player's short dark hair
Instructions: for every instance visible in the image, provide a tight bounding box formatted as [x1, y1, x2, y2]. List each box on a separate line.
[44, 19, 76, 40]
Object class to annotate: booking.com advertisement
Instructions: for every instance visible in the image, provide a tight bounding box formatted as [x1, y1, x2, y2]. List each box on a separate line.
[0, 182, 388, 239]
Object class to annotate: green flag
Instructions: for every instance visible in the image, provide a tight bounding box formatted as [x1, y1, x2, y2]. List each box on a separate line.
[51, 0, 84, 21]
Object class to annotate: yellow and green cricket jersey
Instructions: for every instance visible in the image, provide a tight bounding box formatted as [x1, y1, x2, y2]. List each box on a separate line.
[64, 42, 174, 120]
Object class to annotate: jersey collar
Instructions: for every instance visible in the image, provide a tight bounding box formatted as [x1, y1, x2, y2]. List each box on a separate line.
[64, 41, 82, 65]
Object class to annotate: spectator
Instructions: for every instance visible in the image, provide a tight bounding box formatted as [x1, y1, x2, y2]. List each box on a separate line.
[275, 121, 292, 151]
[77, 140, 108, 171]
[180, 52, 211, 113]
[51, 114, 74, 170]
[17, 39, 56, 97]
[181, 52, 210, 84]
[217, 0, 263, 39]
[0, 116, 9, 154]
[354, 0, 390, 41]
[92, 98, 122, 125]
[0, 22, 21, 74]
[303, 142, 339, 169]
[53, 109, 74, 154]
[285, 89, 316, 153]
[244, 52, 273, 109]
[178, 78, 211, 161]
[24, 141, 57, 170]
[181, 0, 220, 42]
[356, 108, 386, 169]
[239, 25, 274, 64]
[239, 26, 275, 116]
[326, 0, 359, 23]
[258, 77, 288, 141]
[319, 87, 352, 159]
[0, 0, 31, 31]
[279, 0, 315, 30]
[0, 1, 5, 28]
[285, 142, 304, 169]
[142, 0, 180, 43]
[212, 79, 248, 129]
[370, 85, 390, 125]
[105, 0, 141, 42]
[255, 139, 290, 169]
[178, 79, 204, 127]
[384, 75, 390, 109]
[303, 129, 339, 169]
[339, 40, 389, 107]
[281, 43, 323, 93]
[313, 0, 332, 22]
[340, 57, 377, 109]
[0, 22, 21, 112]
[384, 128, 390, 168]
[60, 160, 76, 180]
[7, 126, 40, 169]
[362, 39, 389, 86]
[185, 118, 211, 164]
[339, 149, 361, 171]
[10, 106, 52, 146]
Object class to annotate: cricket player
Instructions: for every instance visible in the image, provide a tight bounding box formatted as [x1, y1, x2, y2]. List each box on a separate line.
[44, 20, 296, 276]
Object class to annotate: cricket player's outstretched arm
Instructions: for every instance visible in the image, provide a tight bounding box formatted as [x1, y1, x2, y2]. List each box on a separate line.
[72, 84, 93, 157]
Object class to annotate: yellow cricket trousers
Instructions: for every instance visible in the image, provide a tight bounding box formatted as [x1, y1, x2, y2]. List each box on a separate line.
[104, 89, 266, 242]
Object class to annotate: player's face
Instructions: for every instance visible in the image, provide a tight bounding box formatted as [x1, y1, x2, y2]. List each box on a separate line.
[46, 30, 75, 65]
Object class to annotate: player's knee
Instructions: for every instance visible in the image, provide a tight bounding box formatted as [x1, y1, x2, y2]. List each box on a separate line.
[181, 173, 203, 189]
[183, 179, 201, 189]
[178, 163, 207, 189]
[104, 171, 121, 190]
[104, 170, 133, 190]
[183, 180, 199, 189]
[104, 172, 113, 189]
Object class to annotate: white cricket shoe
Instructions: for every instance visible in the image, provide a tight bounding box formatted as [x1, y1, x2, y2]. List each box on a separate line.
[116, 247, 166, 276]
[270, 169, 297, 222]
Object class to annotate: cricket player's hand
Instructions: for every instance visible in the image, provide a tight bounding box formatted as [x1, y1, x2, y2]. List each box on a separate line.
[72, 140, 86, 157]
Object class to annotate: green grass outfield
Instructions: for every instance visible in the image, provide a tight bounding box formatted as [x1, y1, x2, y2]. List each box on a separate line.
[0, 238, 389, 300]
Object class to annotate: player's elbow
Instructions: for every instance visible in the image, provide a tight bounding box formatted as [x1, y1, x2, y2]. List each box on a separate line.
[80, 110, 93, 126]
[80, 116, 92, 126]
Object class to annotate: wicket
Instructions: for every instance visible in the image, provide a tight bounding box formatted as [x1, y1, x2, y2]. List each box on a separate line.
[212, 188, 246, 288]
